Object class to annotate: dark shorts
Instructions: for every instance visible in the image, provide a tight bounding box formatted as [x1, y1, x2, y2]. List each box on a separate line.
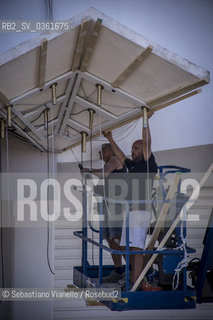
[101, 202, 123, 240]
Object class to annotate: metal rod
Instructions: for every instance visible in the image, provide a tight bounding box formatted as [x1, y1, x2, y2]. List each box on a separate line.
[143, 106, 148, 128]
[7, 105, 12, 127]
[88, 108, 95, 130]
[98, 201, 103, 284]
[1, 119, 5, 139]
[95, 84, 104, 106]
[73, 231, 188, 255]
[50, 83, 57, 105]
[81, 131, 87, 153]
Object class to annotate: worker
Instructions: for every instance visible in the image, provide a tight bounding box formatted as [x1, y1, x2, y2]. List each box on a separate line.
[81, 143, 127, 283]
[103, 111, 162, 291]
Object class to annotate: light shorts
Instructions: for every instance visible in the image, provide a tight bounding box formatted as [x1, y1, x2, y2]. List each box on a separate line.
[120, 210, 151, 249]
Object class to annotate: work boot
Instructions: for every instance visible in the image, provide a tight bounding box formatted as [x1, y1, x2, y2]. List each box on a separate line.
[102, 270, 124, 283]
[141, 281, 162, 291]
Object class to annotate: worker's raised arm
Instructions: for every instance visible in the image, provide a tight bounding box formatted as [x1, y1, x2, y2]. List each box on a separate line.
[102, 131, 126, 165]
[80, 157, 121, 178]
[142, 109, 153, 161]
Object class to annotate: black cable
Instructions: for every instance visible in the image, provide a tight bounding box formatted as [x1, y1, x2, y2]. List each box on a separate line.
[70, 109, 88, 116]
[46, 110, 55, 276]
[9, 130, 31, 144]
[0, 137, 5, 289]
[31, 112, 44, 124]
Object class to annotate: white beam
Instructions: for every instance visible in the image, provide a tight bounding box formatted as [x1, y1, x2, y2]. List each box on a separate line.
[10, 71, 73, 104]
[59, 74, 82, 135]
[75, 95, 117, 120]
[22, 94, 66, 120]
[12, 106, 46, 143]
[67, 119, 90, 134]
[78, 71, 148, 108]
[54, 75, 76, 134]
[37, 118, 58, 132]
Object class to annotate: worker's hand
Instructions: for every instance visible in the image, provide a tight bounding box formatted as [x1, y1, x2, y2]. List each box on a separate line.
[102, 131, 112, 140]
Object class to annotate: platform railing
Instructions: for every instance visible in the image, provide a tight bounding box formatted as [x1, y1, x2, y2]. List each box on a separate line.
[74, 165, 193, 292]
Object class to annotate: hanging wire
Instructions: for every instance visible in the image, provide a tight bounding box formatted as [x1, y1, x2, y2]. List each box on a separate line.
[70, 148, 80, 165]
[90, 117, 95, 265]
[87, 97, 138, 110]
[44, 0, 53, 21]
[80, 83, 97, 100]
[97, 105, 112, 222]
[5, 126, 10, 228]
[172, 205, 188, 290]
[80, 83, 87, 98]
[0, 137, 5, 288]
[46, 109, 55, 275]
[50, 105, 55, 183]
[145, 111, 151, 236]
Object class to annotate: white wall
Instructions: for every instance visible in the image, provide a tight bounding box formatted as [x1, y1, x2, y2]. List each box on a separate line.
[0, 0, 212, 154]
[0, 135, 56, 320]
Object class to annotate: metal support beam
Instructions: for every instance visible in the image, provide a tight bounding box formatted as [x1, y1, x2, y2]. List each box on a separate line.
[7, 105, 12, 127]
[81, 131, 88, 153]
[88, 108, 95, 130]
[96, 83, 104, 106]
[50, 83, 57, 105]
[1, 119, 5, 139]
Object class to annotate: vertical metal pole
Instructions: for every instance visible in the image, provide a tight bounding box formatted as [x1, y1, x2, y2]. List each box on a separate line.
[81, 131, 87, 153]
[96, 84, 104, 106]
[125, 202, 130, 291]
[50, 83, 57, 105]
[1, 119, 5, 139]
[183, 204, 187, 291]
[82, 182, 88, 277]
[98, 199, 103, 284]
[143, 106, 148, 128]
[7, 105, 12, 128]
[88, 109, 95, 130]
[81, 132, 88, 277]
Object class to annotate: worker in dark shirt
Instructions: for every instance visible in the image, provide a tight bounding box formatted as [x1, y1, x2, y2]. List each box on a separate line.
[81, 143, 126, 283]
[103, 111, 161, 291]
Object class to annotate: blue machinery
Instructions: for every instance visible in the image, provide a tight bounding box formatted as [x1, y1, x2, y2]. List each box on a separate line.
[73, 166, 211, 310]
